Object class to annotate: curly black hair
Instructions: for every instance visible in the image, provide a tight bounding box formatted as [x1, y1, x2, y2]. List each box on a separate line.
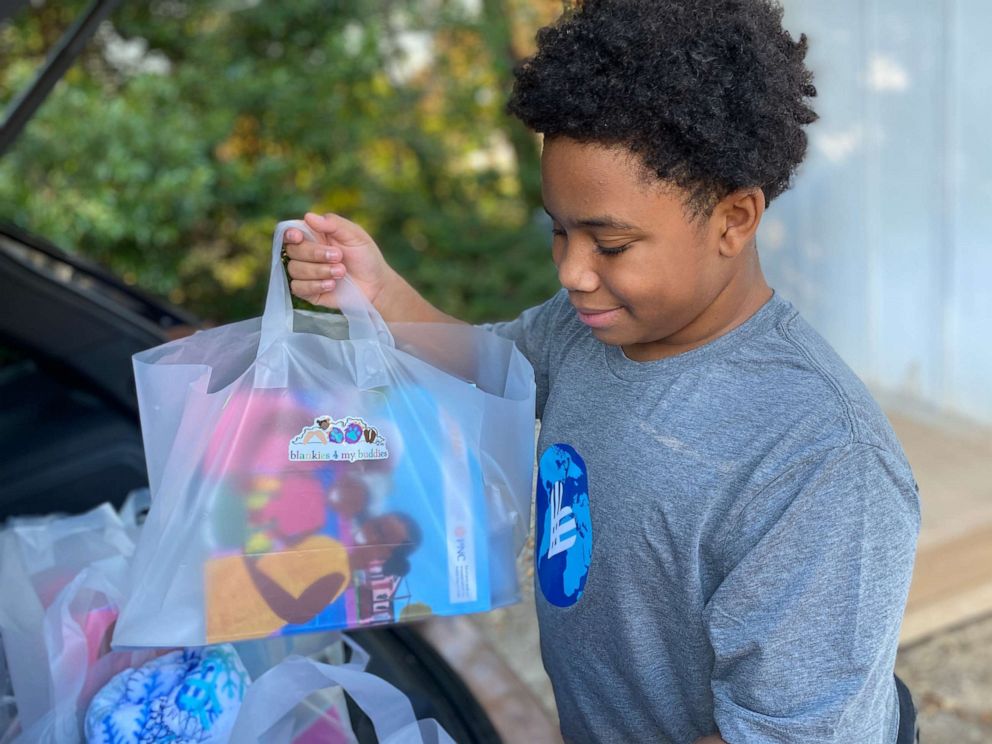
[507, 0, 818, 217]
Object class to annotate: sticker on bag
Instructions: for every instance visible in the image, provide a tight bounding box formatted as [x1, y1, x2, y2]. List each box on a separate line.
[289, 415, 389, 462]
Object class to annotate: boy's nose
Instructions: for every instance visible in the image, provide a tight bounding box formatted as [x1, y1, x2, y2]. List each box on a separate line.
[556, 246, 599, 293]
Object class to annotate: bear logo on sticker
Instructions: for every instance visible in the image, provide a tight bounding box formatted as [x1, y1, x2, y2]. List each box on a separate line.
[288, 416, 388, 462]
[535, 444, 593, 607]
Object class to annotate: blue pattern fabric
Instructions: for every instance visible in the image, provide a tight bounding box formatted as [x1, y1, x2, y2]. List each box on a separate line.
[85, 645, 250, 744]
[535, 443, 593, 608]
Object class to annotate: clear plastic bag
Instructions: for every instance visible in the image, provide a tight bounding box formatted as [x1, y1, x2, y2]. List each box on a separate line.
[226, 652, 454, 744]
[114, 220, 536, 647]
[1, 635, 16, 744]
[0, 495, 160, 744]
[0, 496, 456, 744]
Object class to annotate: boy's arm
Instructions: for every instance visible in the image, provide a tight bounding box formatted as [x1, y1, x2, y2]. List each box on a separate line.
[374, 269, 462, 325]
[694, 736, 728, 744]
[286, 211, 556, 396]
[704, 443, 919, 742]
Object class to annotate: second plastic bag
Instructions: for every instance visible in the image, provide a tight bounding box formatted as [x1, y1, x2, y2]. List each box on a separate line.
[0, 496, 160, 744]
[114, 221, 536, 647]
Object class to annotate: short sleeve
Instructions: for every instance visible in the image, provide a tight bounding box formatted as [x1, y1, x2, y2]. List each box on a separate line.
[704, 443, 920, 743]
[479, 290, 567, 420]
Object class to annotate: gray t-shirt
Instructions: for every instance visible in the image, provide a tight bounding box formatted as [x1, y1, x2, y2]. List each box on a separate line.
[486, 290, 920, 744]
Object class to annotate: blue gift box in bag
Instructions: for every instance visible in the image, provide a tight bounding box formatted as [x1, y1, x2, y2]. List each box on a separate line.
[113, 221, 535, 647]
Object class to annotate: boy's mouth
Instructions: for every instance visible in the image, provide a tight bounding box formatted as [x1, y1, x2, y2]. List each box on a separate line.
[574, 305, 623, 328]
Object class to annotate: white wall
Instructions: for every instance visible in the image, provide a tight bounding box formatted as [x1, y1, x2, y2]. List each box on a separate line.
[763, 1, 992, 424]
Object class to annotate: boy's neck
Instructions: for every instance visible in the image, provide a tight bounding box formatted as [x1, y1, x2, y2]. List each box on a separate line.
[622, 250, 773, 363]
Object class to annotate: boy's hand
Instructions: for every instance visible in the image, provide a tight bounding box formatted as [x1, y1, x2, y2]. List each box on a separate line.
[285, 210, 458, 326]
[283, 212, 393, 310]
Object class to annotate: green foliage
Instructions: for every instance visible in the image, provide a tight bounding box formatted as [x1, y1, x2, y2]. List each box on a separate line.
[0, 0, 561, 323]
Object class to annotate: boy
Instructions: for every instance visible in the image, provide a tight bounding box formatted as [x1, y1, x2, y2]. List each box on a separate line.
[282, 1, 920, 741]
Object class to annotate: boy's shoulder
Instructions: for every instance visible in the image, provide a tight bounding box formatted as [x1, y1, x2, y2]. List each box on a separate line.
[706, 296, 916, 502]
[745, 300, 903, 453]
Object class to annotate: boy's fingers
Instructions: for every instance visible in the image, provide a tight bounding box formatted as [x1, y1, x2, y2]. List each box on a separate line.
[283, 239, 342, 264]
[290, 278, 337, 301]
[304, 211, 357, 239]
[287, 259, 346, 281]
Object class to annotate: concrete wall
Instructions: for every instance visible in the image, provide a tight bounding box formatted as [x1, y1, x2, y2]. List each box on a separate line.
[763, 1, 992, 424]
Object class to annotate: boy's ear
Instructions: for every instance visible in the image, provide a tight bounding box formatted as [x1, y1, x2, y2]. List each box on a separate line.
[715, 187, 765, 258]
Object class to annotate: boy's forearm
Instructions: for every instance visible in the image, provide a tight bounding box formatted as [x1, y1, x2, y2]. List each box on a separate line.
[374, 270, 464, 325]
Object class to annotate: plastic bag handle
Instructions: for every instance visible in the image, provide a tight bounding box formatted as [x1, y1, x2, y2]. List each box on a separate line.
[227, 655, 455, 744]
[42, 560, 127, 705]
[259, 220, 395, 355]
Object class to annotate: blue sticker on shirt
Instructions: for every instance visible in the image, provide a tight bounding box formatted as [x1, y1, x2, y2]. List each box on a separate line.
[536, 444, 593, 607]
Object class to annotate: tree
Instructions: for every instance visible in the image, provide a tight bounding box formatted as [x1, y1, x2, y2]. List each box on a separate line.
[0, 0, 565, 323]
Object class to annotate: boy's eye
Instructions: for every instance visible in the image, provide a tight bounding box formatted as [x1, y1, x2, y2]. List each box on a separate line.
[549, 226, 631, 256]
[595, 243, 632, 256]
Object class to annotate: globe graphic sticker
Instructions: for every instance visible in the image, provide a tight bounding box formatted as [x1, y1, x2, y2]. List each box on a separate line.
[535, 444, 593, 607]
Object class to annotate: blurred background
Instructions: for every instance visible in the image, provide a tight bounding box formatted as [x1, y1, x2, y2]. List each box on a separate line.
[0, 0, 564, 324]
[2, 1, 990, 741]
